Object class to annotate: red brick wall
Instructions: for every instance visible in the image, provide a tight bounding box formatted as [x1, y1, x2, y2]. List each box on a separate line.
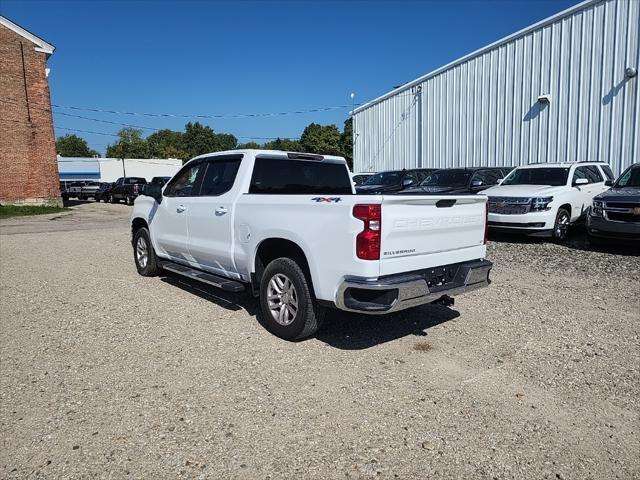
[0, 24, 61, 205]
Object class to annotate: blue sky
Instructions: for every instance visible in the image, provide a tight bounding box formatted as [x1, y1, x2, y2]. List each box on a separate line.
[2, 0, 579, 155]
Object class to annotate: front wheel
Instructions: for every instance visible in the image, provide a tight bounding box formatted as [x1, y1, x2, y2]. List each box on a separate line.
[552, 208, 571, 242]
[133, 227, 160, 276]
[259, 257, 325, 340]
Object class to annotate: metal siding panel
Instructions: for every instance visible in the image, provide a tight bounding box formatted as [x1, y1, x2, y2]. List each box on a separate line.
[352, 0, 637, 176]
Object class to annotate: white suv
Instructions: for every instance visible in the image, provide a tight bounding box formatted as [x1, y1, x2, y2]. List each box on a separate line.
[482, 162, 614, 241]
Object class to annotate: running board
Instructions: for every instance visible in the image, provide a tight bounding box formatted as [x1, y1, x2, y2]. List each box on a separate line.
[159, 261, 245, 292]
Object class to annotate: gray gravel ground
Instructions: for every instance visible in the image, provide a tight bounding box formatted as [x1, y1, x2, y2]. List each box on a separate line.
[1, 202, 639, 479]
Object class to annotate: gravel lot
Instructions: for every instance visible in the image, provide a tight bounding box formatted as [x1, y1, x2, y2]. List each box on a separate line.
[1, 202, 639, 479]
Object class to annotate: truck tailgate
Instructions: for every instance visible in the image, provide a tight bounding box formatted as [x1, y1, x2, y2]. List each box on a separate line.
[379, 195, 487, 276]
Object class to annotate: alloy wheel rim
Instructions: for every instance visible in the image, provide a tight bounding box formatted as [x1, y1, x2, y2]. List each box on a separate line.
[136, 236, 148, 268]
[267, 273, 298, 326]
[556, 212, 569, 238]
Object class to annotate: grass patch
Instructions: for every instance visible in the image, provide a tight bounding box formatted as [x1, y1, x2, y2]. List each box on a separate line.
[0, 205, 67, 219]
[413, 341, 432, 352]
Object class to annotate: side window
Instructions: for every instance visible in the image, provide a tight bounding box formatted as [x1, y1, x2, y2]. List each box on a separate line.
[600, 165, 615, 181]
[584, 165, 603, 183]
[484, 170, 502, 185]
[572, 167, 588, 184]
[405, 171, 419, 183]
[471, 171, 488, 186]
[200, 159, 242, 196]
[164, 163, 204, 197]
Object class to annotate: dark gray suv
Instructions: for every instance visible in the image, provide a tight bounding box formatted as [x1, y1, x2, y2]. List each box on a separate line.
[588, 163, 640, 245]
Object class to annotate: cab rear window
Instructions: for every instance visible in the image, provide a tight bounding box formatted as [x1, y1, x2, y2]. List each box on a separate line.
[249, 158, 352, 194]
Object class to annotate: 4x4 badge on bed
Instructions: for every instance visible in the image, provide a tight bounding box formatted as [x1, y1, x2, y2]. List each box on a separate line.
[311, 197, 342, 203]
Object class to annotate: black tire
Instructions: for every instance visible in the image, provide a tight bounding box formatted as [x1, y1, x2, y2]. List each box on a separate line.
[259, 257, 325, 340]
[133, 227, 160, 276]
[126, 196, 133, 206]
[552, 208, 571, 242]
[110, 195, 118, 204]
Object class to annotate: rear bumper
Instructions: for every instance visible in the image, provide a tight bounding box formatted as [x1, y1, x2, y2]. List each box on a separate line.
[335, 259, 492, 314]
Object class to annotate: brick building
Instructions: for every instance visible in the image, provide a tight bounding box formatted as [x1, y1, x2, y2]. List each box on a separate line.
[0, 16, 61, 205]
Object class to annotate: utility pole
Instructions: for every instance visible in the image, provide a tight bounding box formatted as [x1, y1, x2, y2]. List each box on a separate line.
[120, 144, 127, 180]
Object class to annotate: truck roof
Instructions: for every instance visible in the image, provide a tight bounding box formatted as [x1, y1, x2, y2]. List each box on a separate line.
[190, 149, 347, 165]
[521, 162, 607, 168]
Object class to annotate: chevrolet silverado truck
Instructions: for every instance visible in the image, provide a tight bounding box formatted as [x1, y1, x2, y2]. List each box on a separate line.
[111, 177, 147, 205]
[131, 150, 492, 340]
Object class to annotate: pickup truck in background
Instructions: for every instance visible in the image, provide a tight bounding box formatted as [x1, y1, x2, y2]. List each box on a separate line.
[110, 177, 147, 205]
[61, 181, 101, 201]
[131, 150, 492, 340]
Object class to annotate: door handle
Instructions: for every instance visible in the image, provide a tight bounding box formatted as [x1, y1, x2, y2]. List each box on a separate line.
[176, 205, 186, 213]
[215, 206, 228, 216]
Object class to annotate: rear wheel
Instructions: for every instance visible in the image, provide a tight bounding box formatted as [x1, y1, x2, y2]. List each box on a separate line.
[110, 195, 118, 204]
[126, 196, 134, 206]
[259, 257, 324, 340]
[133, 227, 160, 276]
[552, 208, 571, 242]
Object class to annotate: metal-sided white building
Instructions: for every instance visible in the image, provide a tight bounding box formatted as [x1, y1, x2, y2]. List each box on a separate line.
[352, 0, 639, 176]
[57, 157, 182, 182]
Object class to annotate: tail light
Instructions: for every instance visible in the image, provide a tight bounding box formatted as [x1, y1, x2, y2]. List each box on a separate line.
[353, 204, 381, 260]
[484, 201, 488, 244]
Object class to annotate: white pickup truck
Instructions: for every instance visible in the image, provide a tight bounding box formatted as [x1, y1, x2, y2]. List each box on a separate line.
[131, 150, 492, 340]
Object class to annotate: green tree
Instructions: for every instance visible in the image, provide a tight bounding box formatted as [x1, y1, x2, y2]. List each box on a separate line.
[215, 133, 238, 152]
[182, 122, 238, 159]
[106, 128, 149, 158]
[56, 134, 99, 157]
[262, 138, 302, 152]
[146, 129, 187, 159]
[236, 141, 262, 149]
[299, 123, 342, 156]
[341, 117, 353, 169]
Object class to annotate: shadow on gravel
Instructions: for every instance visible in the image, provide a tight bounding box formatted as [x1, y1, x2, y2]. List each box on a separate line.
[160, 274, 258, 315]
[316, 304, 460, 350]
[160, 273, 460, 348]
[489, 227, 639, 256]
[62, 199, 95, 207]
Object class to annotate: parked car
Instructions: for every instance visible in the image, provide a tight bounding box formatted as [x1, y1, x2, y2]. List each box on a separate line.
[356, 168, 436, 194]
[482, 162, 613, 241]
[78, 181, 101, 200]
[402, 167, 512, 195]
[94, 182, 114, 202]
[588, 163, 640, 245]
[61, 181, 100, 201]
[150, 176, 172, 187]
[110, 177, 147, 205]
[351, 172, 375, 186]
[131, 150, 492, 340]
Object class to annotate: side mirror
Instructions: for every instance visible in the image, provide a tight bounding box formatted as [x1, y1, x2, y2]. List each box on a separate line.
[604, 179, 613, 187]
[141, 184, 163, 203]
[573, 178, 589, 186]
[402, 178, 414, 188]
[471, 179, 483, 188]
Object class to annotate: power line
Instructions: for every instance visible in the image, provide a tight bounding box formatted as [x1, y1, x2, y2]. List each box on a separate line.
[1, 99, 300, 140]
[0, 95, 363, 120]
[56, 126, 119, 137]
